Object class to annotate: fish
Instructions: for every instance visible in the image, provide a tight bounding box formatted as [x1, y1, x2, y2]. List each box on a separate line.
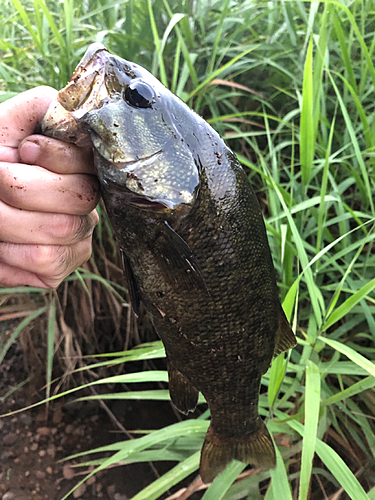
[41, 43, 296, 483]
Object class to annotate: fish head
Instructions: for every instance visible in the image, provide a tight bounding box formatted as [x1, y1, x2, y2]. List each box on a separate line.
[42, 43, 203, 212]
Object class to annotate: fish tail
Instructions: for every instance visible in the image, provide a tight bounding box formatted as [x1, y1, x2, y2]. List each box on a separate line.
[200, 419, 276, 484]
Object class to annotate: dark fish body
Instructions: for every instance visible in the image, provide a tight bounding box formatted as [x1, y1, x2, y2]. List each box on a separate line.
[41, 44, 296, 483]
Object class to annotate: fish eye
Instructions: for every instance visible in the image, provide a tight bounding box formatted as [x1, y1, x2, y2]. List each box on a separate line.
[124, 81, 154, 109]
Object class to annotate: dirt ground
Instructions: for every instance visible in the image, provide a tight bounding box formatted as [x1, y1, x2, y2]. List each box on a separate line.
[0, 342, 196, 500]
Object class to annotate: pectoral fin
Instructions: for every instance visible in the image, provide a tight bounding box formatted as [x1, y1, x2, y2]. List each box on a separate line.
[273, 306, 296, 358]
[120, 250, 141, 317]
[154, 221, 208, 294]
[167, 356, 199, 415]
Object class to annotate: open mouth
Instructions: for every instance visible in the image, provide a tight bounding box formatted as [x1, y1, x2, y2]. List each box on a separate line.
[57, 46, 110, 114]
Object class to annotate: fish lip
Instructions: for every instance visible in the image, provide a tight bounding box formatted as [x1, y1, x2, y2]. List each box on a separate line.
[40, 44, 112, 146]
[57, 44, 111, 113]
[78, 43, 110, 69]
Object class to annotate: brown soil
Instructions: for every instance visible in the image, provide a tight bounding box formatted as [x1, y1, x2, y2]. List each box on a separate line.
[0, 342, 194, 500]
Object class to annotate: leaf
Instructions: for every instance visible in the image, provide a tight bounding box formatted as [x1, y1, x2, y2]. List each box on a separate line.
[299, 360, 320, 500]
[300, 37, 314, 185]
[283, 415, 370, 500]
[268, 354, 287, 409]
[147, 0, 167, 86]
[322, 277, 375, 330]
[322, 376, 375, 408]
[46, 294, 57, 404]
[131, 451, 200, 500]
[61, 420, 209, 500]
[0, 305, 48, 365]
[76, 390, 206, 405]
[270, 445, 292, 500]
[201, 461, 246, 500]
[319, 337, 375, 378]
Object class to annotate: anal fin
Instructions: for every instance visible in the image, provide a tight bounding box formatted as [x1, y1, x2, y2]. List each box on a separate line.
[200, 419, 276, 484]
[273, 306, 297, 358]
[167, 356, 198, 415]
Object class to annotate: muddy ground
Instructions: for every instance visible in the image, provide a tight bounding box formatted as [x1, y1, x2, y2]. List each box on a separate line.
[0, 342, 202, 500]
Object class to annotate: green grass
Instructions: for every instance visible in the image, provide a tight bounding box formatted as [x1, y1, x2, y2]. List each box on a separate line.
[2, 0, 375, 498]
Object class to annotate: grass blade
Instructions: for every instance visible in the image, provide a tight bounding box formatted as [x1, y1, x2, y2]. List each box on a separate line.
[0, 305, 48, 364]
[131, 451, 200, 500]
[201, 461, 246, 500]
[147, 0, 167, 86]
[320, 337, 375, 378]
[322, 277, 375, 330]
[299, 360, 320, 500]
[300, 37, 314, 186]
[46, 293, 56, 405]
[283, 415, 370, 500]
[270, 445, 292, 500]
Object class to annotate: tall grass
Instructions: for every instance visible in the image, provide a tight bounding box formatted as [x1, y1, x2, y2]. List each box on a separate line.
[2, 0, 375, 498]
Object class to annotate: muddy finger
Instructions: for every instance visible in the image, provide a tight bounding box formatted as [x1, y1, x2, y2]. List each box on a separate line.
[19, 134, 95, 175]
[0, 162, 99, 215]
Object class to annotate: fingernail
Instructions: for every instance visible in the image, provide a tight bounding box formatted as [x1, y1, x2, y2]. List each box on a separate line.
[19, 140, 40, 165]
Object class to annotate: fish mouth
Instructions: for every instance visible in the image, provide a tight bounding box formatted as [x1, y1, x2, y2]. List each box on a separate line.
[40, 44, 111, 146]
[58, 44, 110, 113]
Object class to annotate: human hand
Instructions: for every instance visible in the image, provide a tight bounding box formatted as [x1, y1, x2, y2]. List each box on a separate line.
[0, 86, 100, 288]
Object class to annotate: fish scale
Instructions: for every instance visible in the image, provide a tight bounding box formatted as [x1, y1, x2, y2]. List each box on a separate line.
[41, 43, 296, 483]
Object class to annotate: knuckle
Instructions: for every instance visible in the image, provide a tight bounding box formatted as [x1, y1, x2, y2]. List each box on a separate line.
[91, 209, 100, 226]
[75, 214, 97, 241]
[36, 238, 93, 283]
[77, 237, 94, 266]
[81, 176, 100, 206]
[55, 245, 74, 277]
[50, 212, 98, 243]
[29, 245, 63, 273]
[51, 214, 77, 241]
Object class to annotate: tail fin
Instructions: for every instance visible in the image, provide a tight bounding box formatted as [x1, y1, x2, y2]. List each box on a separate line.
[200, 419, 276, 484]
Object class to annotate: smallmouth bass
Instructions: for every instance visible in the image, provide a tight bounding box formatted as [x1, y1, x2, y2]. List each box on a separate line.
[41, 44, 296, 483]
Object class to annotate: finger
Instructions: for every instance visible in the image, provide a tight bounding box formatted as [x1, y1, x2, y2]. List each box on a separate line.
[0, 86, 57, 162]
[0, 237, 94, 289]
[0, 262, 48, 288]
[0, 162, 99, 215]
[19, 135, 96, 175]
[0, 201, 99, 245]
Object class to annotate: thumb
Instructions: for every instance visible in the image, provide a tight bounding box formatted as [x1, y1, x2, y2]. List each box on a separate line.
[0, 86, 57, 151]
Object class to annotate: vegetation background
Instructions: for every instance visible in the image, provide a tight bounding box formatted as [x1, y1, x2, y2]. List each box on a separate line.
[1, 0, 375, 498]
